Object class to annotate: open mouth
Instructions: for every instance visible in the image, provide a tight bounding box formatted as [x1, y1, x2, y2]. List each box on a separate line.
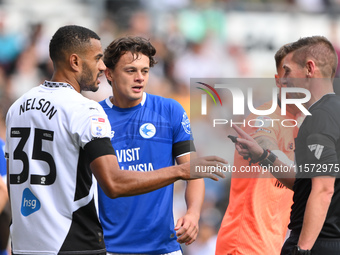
[132, 85, 143, 92]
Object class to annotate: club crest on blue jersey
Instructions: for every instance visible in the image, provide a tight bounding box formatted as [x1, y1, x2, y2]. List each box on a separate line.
[21, 188, 41, 216]
[181, 112, 191, 134]
[139, 123, 156, 139]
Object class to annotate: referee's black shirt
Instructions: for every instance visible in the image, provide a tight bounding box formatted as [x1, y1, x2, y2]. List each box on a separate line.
[289, 94, 340, 238]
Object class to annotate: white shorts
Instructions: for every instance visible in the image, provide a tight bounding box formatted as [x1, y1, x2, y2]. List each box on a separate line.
[107, 250, 182, 255]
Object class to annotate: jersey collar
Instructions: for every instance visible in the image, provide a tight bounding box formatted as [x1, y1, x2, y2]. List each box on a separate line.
[106, 92, 147, 109]
[141, 92, 146, 106]
[43, 81, 75, 90]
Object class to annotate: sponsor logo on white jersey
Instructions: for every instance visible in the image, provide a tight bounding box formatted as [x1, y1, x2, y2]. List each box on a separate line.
[308, 144, 324, 160]
[91, 117, 108, 138]
[181, 112, 191, 134]
[139, 123, 156, 139]
[21, 188, 40, 216]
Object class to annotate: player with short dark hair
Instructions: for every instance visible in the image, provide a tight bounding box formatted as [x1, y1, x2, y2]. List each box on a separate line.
[49, 25, 100, 64]
[104, 36, 157, 71]
[97, 36, 204, 255]
[5, 25, 225, 255]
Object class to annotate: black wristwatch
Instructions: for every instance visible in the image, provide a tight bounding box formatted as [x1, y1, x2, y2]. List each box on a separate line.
[292, 245, 311, 255]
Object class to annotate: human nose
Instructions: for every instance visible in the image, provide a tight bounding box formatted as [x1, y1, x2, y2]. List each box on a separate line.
[135, 71, 144, 82]
[99, 59, 106, 71]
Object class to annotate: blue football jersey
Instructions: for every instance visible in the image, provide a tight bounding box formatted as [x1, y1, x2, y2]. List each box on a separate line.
[97, 93, 194, 254]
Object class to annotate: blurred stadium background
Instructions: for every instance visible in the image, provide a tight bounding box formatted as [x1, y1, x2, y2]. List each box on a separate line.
[1, 0, 340, 254]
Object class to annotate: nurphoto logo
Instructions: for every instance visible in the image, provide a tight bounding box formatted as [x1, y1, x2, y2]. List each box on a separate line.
[196, 81, 311, 117]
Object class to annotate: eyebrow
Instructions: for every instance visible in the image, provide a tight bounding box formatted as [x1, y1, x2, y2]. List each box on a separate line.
[124, 66, 150, 69]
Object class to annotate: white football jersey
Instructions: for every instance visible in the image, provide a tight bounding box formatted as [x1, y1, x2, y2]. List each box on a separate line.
[5, 81, 113, 255]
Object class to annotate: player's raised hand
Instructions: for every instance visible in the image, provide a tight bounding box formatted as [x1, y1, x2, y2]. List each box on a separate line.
[180, 156, 227, 181]
[232, 124, 264, 161]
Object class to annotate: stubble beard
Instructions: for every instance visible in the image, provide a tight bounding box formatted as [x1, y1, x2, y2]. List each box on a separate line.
[79, 63, 99, 92]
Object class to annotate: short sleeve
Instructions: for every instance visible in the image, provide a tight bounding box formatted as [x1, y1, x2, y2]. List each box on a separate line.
[168, 99, 195, 157]
[70, 101, 112, 149]
[304, 109, 339, 177]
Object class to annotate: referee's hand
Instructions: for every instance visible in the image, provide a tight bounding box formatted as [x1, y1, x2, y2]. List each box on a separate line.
[182, 156, 227, 181]
[232, 124, 264, 161]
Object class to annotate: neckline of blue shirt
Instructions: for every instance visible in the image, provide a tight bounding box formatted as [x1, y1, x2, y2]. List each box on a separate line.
[105, 96, 143, 113]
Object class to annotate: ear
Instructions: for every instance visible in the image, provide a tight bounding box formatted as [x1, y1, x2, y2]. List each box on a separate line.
[105, 68, 114, 84]
[70, 54, 81, 72]
[306, 60, 316, 77]
[275, 74, 282, 88]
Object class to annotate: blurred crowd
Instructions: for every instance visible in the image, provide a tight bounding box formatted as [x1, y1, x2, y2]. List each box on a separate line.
[1, 0, 340, 254]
